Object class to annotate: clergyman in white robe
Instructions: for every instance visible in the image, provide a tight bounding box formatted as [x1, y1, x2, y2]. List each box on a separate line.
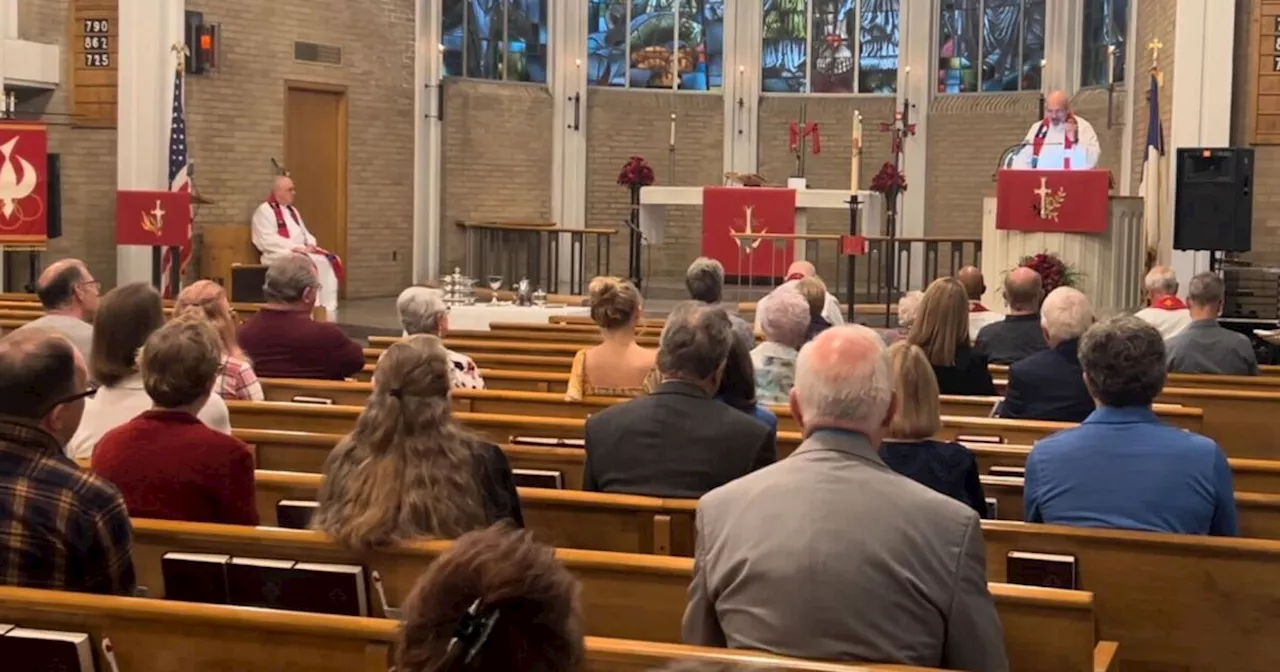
[1009, 90, 1102, 170]
[251, 176, 341, 322]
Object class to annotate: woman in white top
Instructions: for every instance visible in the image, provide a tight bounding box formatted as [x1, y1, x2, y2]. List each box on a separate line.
[68, 282, 230, 459]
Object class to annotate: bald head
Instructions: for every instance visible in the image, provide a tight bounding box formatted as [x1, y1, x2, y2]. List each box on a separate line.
[1046, 89, 1071, 124]
[272, 175, 296, 206]
[0, 328, 87, 441]
[1004, 266, 1044, 313]
[786, 260, 817, 281]
[35, 258, 98, 320]
[957, 266, 985, 301]
[791, 325, 895, 437]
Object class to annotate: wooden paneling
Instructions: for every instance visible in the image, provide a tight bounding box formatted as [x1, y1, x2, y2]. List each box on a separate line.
[69, 0, 119, 128]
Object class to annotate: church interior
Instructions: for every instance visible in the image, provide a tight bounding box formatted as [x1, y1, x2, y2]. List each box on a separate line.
[0, 0, 1278, 671]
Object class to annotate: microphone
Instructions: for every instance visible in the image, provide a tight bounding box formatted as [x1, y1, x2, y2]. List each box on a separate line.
[993, 142, 1030, 180]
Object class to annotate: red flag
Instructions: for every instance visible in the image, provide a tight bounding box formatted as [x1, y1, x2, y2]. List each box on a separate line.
[116, 190, 192, 248]
[702, 187, 796, 277]
[0, 123, 49, 245]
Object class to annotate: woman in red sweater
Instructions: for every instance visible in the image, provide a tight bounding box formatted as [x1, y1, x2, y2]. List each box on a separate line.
[92, 314, 258, 525]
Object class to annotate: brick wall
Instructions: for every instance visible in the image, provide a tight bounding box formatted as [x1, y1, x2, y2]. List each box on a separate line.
[17, 0, 416, 298]
[18, 0, 119, 286]
[1130, 0, 1175, 194]
[584, 89, 723, 289]
[440, 79, 554, 273]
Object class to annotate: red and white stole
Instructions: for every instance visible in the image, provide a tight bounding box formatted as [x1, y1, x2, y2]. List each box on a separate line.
[266, 199, 345, 280]
[1151, 295, 1187, 311]
[969, 301, 990, 313]
[1030, 116, 1076, 170]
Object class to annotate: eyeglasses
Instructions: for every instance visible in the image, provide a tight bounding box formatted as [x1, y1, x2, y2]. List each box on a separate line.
[76, 280, 102, 293]
[41, 384, 98, 416]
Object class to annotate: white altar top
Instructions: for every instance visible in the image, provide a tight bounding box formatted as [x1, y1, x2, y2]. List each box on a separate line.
[638, 185, 884, 248]
[448, 305, 591, 332]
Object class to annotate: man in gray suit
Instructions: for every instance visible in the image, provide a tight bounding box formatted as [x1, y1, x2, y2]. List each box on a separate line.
[683, 325, 1008, 672]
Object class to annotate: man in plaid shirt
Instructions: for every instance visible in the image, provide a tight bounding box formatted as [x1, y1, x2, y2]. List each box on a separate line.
[0, 328, 135, 594]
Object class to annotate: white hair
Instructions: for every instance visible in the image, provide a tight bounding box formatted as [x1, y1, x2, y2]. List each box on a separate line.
[794, 325, 894, 426]
[1041, 287, 1093, 343]
[897, 290, 924, 329]
[1143, 267, 1178, 296]
[397, 286, 447, 335]
[758, 287, 810, 348]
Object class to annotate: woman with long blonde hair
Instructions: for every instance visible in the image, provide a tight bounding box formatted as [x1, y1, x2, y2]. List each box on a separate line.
[312, 335, 522, 550]
[906, 277, 996, 396]
[880, 342, 986, 516]
[175, 280, 264, 401]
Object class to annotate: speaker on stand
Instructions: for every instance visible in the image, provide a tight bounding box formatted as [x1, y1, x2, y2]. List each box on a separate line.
[1173, 147, 1254, 263]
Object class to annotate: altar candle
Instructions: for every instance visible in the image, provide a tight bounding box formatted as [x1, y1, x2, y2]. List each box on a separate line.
[669, 112, 676, 148]
[1107, 45, 1117, 85]
[850, 111, 863, 192]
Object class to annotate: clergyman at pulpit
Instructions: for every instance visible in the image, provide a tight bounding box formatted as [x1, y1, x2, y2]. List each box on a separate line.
[1008, 90, 1101, 170]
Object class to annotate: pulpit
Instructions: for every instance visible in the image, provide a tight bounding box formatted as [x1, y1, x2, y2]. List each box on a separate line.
[981, 169, 1145, 316]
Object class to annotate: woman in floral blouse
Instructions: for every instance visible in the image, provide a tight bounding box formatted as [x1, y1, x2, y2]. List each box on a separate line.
[749, 287, 810, 406]
[175, 280, 265, 401]
[395, 286, 485, 389]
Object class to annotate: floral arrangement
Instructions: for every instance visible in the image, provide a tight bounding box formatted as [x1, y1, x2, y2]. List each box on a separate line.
[617, 156, 655, 188]
[1018, 252, 1081, 295]
[868, 162, 907, 194]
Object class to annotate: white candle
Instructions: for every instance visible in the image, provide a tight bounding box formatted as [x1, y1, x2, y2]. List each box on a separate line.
[851, 111, 863, 192]
[1107, 45, 1116, 85]
[669, 112, 676, 148]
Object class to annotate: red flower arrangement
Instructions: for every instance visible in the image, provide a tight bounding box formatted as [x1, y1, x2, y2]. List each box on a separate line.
[617, 156, 655, 188]
[1018, 252, 1081, 295]
[868, 162, 907, 194]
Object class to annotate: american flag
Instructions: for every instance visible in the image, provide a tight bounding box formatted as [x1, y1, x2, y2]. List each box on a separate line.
[162, 65, 191, 298]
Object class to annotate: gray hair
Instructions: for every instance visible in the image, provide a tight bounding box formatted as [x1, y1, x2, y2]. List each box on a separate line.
[263, 254, 319, 304]
[1041, 287, 1093, 343]
[658, 302, 733, 381]
[685, 257, 725, 304]
[897, 290, 924, 329]
[794, 325, 894, 426]
[1143, 266, 1179, 296]
[1078, 315, 1166, 407]
[757, 287, 810, 348]
[397, 286, 447, 335]
[1186, 272, 1224, 308]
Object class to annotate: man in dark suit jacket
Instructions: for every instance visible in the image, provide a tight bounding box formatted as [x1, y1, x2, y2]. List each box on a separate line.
[1000, 287, 1096, 423]
[584, 303, 775, 498]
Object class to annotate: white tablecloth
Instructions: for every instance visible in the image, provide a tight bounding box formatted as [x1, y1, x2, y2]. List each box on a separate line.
[448, 305, 591, 332]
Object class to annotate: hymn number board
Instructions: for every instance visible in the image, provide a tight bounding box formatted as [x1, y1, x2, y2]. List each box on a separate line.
[69, 0, 118, 128]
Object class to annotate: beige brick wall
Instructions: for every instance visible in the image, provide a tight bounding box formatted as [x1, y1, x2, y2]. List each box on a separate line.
[584, 89, 723, 288]
[18, 0, 119, 286]
[1130, 0, 1175, 194]
[440, 79, 554, 273]
[17, 0, 416, 298]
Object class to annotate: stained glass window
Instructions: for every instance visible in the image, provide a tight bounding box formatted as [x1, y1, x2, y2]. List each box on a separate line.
[587, 0, 725, 90]
[762, 0, 899, 94]
[1081, 0, 1128, 87]
[443, 0, 549, 83]
[937, 0, 1044, 93]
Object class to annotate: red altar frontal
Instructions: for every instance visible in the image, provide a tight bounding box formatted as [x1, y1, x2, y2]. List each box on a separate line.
[995, 168, 1111, 233]
[701, 186, 797, 277]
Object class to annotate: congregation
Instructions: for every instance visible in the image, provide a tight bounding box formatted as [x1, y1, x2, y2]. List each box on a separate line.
[0, 250, 1257, 671]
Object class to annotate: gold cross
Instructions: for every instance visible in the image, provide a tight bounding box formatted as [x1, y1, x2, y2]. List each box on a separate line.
[171, 42, 190, 72]
[1147, 39, 1163, 68]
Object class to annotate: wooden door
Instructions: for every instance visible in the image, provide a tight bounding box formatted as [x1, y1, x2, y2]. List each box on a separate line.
[284, 84, 347, 295]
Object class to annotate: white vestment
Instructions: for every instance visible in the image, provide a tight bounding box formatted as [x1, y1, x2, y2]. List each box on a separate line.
[251, 201, 340, 322]
[1010, 116, 1102, 170]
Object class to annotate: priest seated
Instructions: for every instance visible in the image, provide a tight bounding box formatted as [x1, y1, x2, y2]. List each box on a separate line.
[1008, 90, 1101, 170]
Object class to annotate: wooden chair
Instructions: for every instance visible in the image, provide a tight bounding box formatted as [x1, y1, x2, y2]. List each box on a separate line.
[125, 518, 1114, 672]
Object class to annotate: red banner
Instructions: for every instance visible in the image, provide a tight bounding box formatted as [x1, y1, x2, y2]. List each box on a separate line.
[996, 169, 1112, 233]
[0, 123, 49, 245]
[115, 190, 192, 248]
[702, 186, 797, 277]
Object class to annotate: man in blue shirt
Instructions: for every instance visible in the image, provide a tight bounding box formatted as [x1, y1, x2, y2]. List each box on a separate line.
[1024, 315, 1238, 536]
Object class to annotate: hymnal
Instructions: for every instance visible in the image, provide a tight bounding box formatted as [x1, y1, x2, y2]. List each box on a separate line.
[989, 465, 1026, 478]
[290, 395, 334, 405]
[984, 497, 999, 520]
[227, 557, 297, 610]
[1007, 551, 1078, 590]
[276, 500, 319, 530]
[1, 628, 94, 672]
[290, 563, 369, 617]
[955, 434, 1003, 444]
[512, 469, 564, 489]
[511, 436, 584, 448]
[161, 552, 230, 604]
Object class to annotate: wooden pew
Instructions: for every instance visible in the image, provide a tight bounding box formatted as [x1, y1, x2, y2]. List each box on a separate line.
[126, 519, 1114, 672]
[0, 587, 916, 672]
[983, 521, 1280, 671]
[989, 362, 1280, 383]
[364, 348, 576, 374]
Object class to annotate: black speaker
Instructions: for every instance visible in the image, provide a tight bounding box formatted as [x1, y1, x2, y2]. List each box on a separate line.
[46, 153, 61, 239]
[1173, 147, 1253, 252]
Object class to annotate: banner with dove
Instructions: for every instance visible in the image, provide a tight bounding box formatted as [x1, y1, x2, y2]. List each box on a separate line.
[0, 123, 48, 245]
